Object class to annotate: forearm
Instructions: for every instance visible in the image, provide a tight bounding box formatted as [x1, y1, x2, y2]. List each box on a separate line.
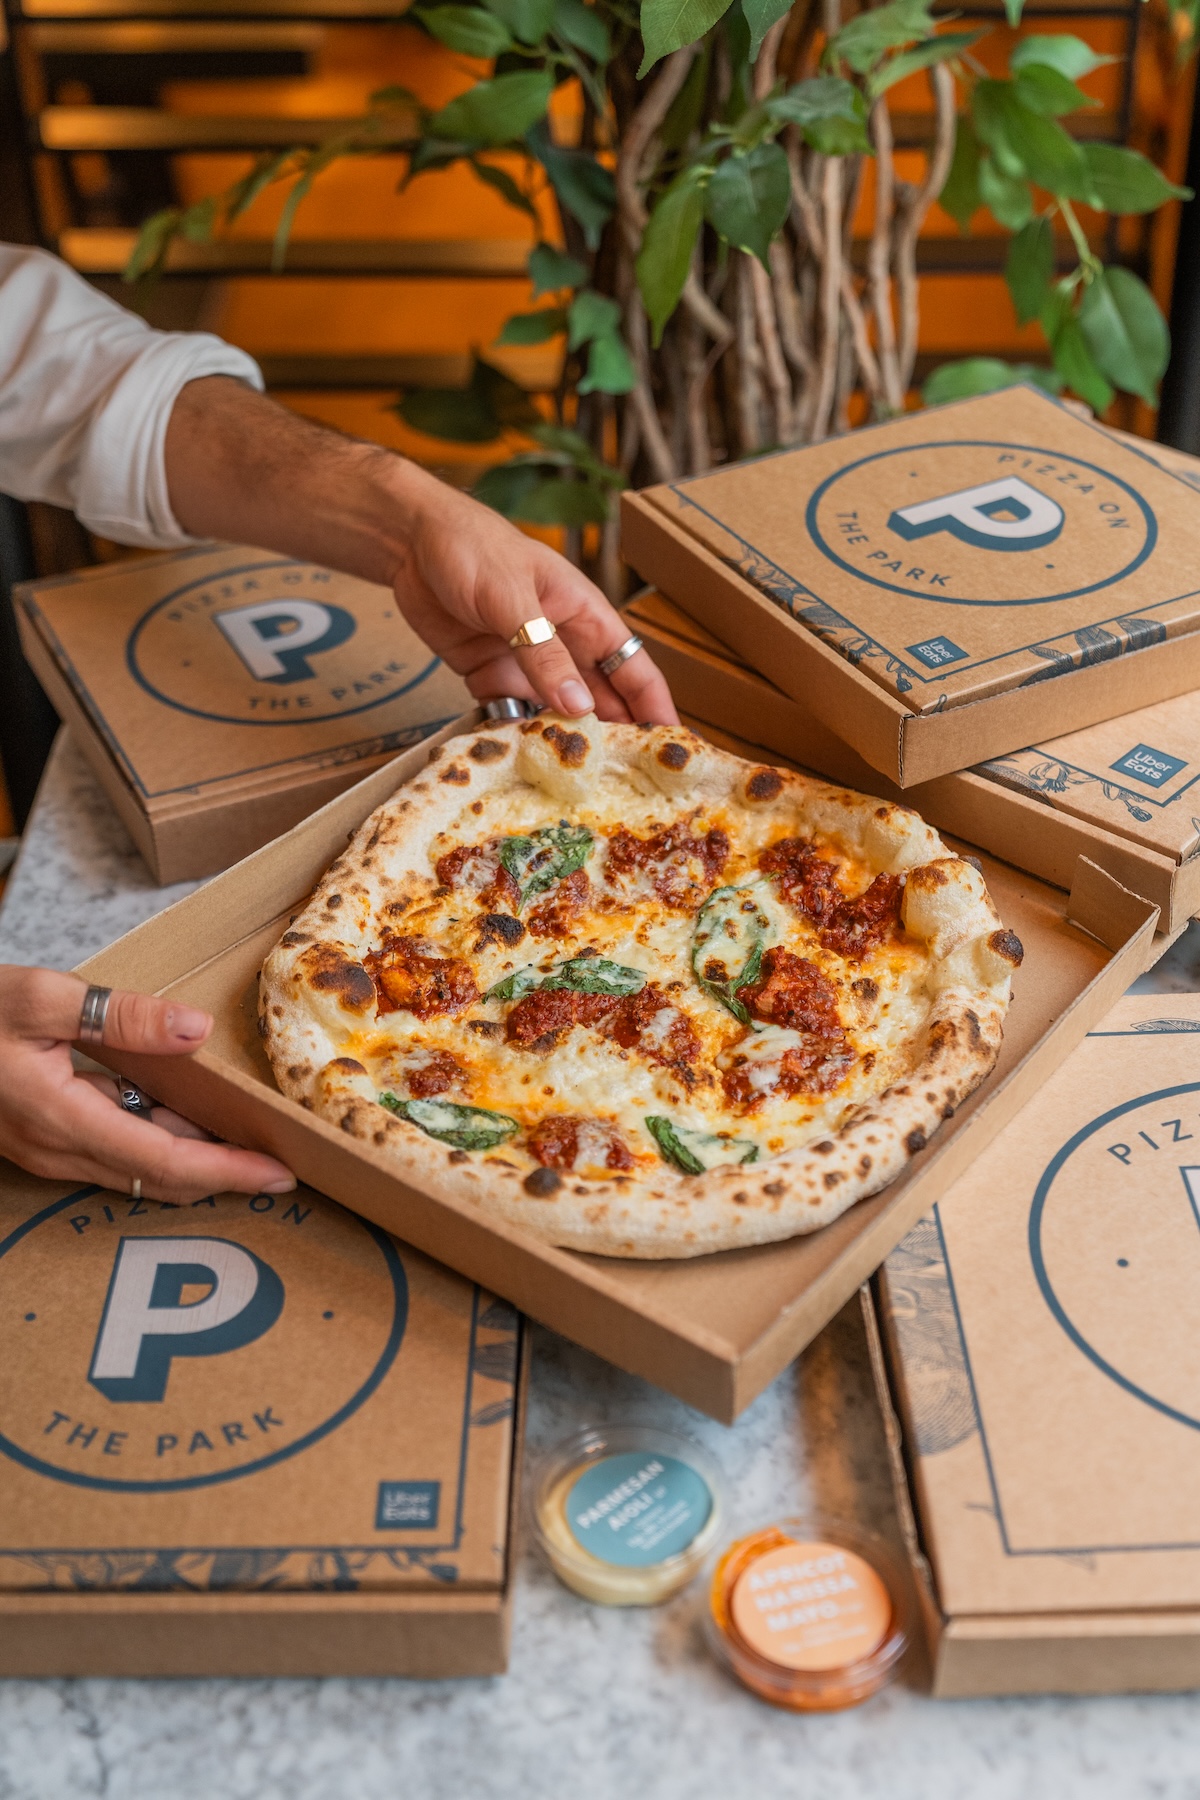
[163, 374, 442, 587]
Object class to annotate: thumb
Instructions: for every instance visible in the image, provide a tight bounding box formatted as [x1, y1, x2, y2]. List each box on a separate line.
[93, 987, 212, 1056]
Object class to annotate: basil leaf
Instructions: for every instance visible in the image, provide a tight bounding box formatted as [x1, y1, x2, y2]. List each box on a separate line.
[646, 1115, 758, 1175]
[691, 881, 776, 1023]
[485, 966, 541, 1002]
[499, 822, 594, 909]
[542, 955, 646, 996]
[379, 1092, 518, 1151]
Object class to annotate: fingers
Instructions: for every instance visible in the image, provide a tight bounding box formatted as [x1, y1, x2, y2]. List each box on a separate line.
[100, 987, 212, 1055]
[607, 647, 680, 726]
[77, 1072, 215, 1142]
[0, 966, 213, 1055]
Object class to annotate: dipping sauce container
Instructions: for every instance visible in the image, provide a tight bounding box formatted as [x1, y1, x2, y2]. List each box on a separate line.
[705, 1516, 910, 1709]
[531, 1424, 724, 1606]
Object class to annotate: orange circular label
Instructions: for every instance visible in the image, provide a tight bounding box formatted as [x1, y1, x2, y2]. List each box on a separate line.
[730, 1539, 891, 1671]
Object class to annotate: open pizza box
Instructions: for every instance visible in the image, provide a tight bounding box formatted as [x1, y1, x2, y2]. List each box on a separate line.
[74, 709, 1174, 1424]
[630, 589, 1200, 937]
[620, 386, 1200, 789]
[863, 990, 1200, 1697]
[0, 1161, 527, 1678]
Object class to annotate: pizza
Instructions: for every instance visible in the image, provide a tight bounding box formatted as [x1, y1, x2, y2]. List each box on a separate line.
[259, 714, 1022, 1259]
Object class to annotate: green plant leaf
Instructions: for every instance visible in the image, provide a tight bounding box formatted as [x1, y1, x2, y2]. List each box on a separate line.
[1082, 142, 1192, 214]
[971, 80, 1025, 177]
[1009, 33, 1116, 80]
[830, 0, 936, 75]
[552, 0, 611, 56]
[470, 155, 540, 221]
[500, 823, 595, 908]
[379, 1093, 518, 1150]
[868, 30, 983, 98]
[473, 461, 547, 514]
[660, 44, 711, 149]
[740, 0, 791, 61]
[417, 4, 514, 55]
[922, 357, 1061, 405]
[645, 1115, 758, 1174]
[638, 0, 734, 78]
[1012, 63, 1098, 116]
[691, 880, 776, 1023]
[528, 242, 587, 295]
[577, 330, 637, 394]
[542, 954, 647, 994]
[397, 355, 538, 443]
[766, 76, 870, 154]
[978, 155, 1033, 231]
[1043, 293, 1114, 413]
[124, 207, 182, 282]
[637, 165, 708, 345]
[484, 0, 555, 42]
[1005, 0, 1022, 25]
[527, 124, 616, 247]
[529, 420, 625, 482]
[1005, 214, 1055, 325]
[428, 69, 555, 143]
[485, 964, 541, 1000]
[495, 305, 569, 344]
[1079, 266, 1170, 405]
[225, 149, 296, 223]
[567, 288, 621, 348]
[939, 115, 981, 232]
[704, 141, 790, 268]
[1007, 104, 1092, 195]
[406, 136, 469, 178]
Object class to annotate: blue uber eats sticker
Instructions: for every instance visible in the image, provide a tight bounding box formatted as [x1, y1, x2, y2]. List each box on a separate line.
[376, 1480, 441, 1529]
[905, 636, 967, 670]
[1109, 744, 1187, 789]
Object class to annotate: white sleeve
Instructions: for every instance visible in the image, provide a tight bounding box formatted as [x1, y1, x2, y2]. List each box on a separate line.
[0, 243, 264, 547]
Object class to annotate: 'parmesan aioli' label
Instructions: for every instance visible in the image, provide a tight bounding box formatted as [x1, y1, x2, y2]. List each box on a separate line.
[564, 1452, 713, 1568]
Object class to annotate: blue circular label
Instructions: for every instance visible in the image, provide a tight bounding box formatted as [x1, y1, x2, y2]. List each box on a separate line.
[565, 1451, 712, 1567]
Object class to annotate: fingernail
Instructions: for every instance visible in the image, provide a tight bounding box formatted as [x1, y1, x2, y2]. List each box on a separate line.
[166, 1005, 210, 1042]
[263, 1176, 297, 1194]
[557, 680, 591, 716]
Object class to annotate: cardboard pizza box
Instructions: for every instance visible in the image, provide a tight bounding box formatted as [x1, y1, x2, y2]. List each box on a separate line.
[866, 990, 1200, 1698]
[628, 588, 1200, 936]
[0, 1161, 526, 1678]
[70, 710, 1174, 1424]
[621, 386, 1200, 789]
[13, 543, 470, 883]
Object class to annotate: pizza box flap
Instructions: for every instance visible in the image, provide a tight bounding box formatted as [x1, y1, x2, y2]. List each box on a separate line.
[0, 1160, 521, 1595]
[876, 990, 1200, 1622]
[72, 713, 1168, 1423]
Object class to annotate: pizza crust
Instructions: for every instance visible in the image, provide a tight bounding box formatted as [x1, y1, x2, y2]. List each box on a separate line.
[259, 716, 1020, 1259]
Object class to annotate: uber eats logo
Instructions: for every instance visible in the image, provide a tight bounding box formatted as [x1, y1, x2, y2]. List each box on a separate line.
[127, 557, 441, 727]
[0, 1188, 407, 1493]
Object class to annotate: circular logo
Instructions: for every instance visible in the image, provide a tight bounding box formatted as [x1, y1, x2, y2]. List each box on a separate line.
[0, 1187, 406, 1492]
[126, 558, 441, 726]
[806, 441, 1157, 606]
[1030, 1081, 1200, 1431]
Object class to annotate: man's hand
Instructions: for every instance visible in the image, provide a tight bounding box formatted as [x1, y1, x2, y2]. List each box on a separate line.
[0, 966, 295, 1204]
[164, 377, 679, 725]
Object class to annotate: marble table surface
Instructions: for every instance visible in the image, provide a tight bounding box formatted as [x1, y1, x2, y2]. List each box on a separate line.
[4, 731, 1200, 1800]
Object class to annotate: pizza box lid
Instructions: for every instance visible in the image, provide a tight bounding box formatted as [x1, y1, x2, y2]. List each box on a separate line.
[627, 587, 1200, 935]
[0, 1159, 522, 1599]
[869, 990, 1200, 1692]
[71, 711, 1173, 1424]
[621, 386, 1200, 790]
[13, 543, 470, 885]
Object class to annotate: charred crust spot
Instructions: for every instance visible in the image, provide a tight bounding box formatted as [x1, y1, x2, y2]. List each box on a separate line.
[813, 1140, 835, 1155]
[531, 1030, 562, 1054]
[961, 854, 984, 875]
[965, 1009, 984, 1050]
[746, 767, 784, 803]
[469, 737, 507, 762]
[764, 1180, 786, 1198]
[329, 1057, 367, 1076]
[373, 1128, 388, 1146]
[280, 930, 310, 948]
[524, 1167, 562, 1198]
[851, 977, 880, 1003]
[657, 740, 690, 771]
[541, 723, 589, 767]
[733, 1192, 749, 1206]
[339, 1111, 356, 1133]
[857, 1155, 872, 1176]
[440, 764, 470, 785]
[471, 800, 484, 815]
[473, 912, 525, 952]
[427, 746, 443, 762]
[906, 1128, 927, 1156]
[385, 898, 411, 917]
[256, 1014, 268, 1039]
[300, 945, 376, 1014]
[910, 863, 950, 890]
[468, 1018, 505, 1039]
[989, 927, 1024, 968]
[823, 1170, 845, 1189]
[449, 1149, 469, 1165]
[325, 894, 342, 909]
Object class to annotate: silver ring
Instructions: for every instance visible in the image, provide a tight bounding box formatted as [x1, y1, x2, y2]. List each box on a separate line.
[483, 698, 532, 721]
[118, 1078, 155, 1120]
[598, 634, 643, 679]
[78, 985, 112, 1047]
[130, 1176, 142, 1201]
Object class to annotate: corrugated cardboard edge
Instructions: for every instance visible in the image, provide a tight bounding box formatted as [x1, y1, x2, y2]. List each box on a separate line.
[0, 1314, 529, 1679]
[623, 487, 1200, 789]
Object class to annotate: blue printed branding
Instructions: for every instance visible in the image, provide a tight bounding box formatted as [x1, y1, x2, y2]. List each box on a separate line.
[127, 558, 442, 726]
[1110, 743, 1187, 789]
[0, 1188, 406, 1493]
[565, 1452, 711, 1568]
[906, 635, 967, 670]
[889, 476, 1064, 553]
[376, 1480, 441, 1529]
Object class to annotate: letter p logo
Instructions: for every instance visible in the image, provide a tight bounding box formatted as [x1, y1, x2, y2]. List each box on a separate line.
[889, 476, 1064, 553]
[88, 1237, 284, 1403]
[215, 599, 356, 684]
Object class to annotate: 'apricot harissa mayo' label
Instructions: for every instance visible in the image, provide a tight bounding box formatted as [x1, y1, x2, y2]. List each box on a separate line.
[731, 1540, 891, 1671]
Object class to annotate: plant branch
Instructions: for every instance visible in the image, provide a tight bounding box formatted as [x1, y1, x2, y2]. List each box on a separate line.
[895, 62, 956, 392]
[868, 97, 903, 414]
[811, 155, 842, 441]
[751, 253, 795, 443]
